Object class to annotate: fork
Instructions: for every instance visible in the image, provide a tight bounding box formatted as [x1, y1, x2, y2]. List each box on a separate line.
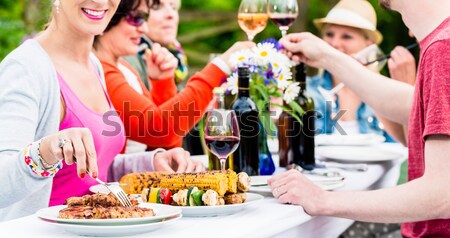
[94, 177, 133, 207]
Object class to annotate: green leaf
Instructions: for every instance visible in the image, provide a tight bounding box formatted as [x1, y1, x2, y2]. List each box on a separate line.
[259, 111, 277, 136]
[252, 84, 269, 102]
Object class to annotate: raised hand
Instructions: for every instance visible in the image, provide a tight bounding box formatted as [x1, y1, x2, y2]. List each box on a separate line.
[39, 128, 98, 179]
[388, 46, 416, 85]
[279, 32, 339, 68]
[153, 147, 205, 173]
[219, 41, 256, 70]
[144, 43, 179, 80]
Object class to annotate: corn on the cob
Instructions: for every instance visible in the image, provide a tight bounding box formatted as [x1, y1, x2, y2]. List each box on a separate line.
[119, 171, 168, 194]
[209, 170, 238, 194]
[159, 172, 228, 196]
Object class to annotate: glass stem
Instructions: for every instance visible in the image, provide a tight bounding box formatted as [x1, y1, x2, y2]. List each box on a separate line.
[220, 158, 226, 171]
[248, 34, 255, 41]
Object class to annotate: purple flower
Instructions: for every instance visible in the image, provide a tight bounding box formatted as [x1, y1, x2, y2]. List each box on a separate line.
[261, 38, 283, 51]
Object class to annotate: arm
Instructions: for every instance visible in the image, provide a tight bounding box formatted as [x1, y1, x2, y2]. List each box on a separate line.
[319, 135, 450, 222]
[268, 136, 450, 223]
[105, 62, 225, 148]
[0, 57, 56, 209]
[108, 147, 205, 182]
[280, 33, 414, 125]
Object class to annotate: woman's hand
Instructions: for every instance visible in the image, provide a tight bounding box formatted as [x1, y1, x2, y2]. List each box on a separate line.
[388, 46, 416, 85]
[153, 147, 205, 173]
[39, 128, 98, 178]
[144, 43, 178, 80]
[219, 41, 256, 71]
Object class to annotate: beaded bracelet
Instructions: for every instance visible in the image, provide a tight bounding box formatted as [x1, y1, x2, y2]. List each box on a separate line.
[24, 142, 63, 177]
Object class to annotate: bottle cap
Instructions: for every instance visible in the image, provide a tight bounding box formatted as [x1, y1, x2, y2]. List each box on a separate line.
[238, 67, 250, 88]
[294, 63, 306, 83]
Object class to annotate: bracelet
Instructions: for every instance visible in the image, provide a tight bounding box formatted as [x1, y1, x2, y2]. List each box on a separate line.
[24, 142, 63, 177]
[37, 139, 60, 169]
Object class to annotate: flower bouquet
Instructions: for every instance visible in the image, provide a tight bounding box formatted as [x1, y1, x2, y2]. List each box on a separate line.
[225, 39, 304, 136]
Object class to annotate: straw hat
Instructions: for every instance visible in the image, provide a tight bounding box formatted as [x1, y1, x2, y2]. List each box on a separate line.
[313, 0, 383, 44]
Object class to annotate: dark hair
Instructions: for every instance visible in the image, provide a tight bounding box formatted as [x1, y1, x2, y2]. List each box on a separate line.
[104, 0, 158, 32]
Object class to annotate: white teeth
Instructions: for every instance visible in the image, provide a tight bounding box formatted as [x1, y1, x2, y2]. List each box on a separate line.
[83, 9, 105, 17]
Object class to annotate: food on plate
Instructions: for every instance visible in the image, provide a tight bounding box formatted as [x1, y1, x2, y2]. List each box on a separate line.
[237, 172, 251, 192]
[58, 193, 154, 219]
[120, 170, 241, 196]
[141, 187, 173, 205]
[224, 193, 246, 204]
[119, 171, 170, 194]
[158, 171, 229, 196]
[123, 170, 252, 207]
[65, 193, 139, 207]
[59, 205, 155, 219]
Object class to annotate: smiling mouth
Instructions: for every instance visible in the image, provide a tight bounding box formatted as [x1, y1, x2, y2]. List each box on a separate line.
[82, 8, 107, 19]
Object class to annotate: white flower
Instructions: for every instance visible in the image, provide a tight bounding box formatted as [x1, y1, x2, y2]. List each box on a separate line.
[283, 82, 300, 103]
[276, 67, 293, 90]
[252, 42, 278, 65]
[226, 72, 238, 95]
[229, 49, 252, 67]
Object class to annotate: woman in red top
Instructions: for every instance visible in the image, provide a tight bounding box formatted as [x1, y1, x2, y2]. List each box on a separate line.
[94, 0, 254, 156]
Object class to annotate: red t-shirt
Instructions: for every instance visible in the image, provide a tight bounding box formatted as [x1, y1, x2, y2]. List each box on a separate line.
[402, 17, 450, 237]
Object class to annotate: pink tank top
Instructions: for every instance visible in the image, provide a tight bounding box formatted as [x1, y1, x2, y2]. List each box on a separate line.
[50, 68, 125, 206]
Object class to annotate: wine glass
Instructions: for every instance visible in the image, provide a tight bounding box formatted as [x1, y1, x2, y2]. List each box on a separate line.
[268, 0, 299, 37]
[204, 109, 240, 171]
[238, 0, 269, 41]
[354, 44, 387, 72]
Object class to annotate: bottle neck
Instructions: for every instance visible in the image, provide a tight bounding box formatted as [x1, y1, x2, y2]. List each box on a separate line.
[298, 81, 306, 94]
[217, 94, 225, 109]
[238, 86, 250, 98]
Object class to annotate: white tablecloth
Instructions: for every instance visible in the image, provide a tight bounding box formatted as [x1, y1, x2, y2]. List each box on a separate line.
[0, 143, 407, 238]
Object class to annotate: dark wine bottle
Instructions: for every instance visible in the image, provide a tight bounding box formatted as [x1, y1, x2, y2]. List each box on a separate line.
[277, 102, 293, 167]
[208, 87, 234, 171]
[291, 63, 315, 170]
[231, 67, 260, 175]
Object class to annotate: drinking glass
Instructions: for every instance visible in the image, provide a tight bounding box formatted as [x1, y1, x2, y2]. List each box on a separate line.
[238, 0, 268, 41]
[354, 44, 387, 72]
[204, 109, 240, 171]
[268, 0, 299, 37]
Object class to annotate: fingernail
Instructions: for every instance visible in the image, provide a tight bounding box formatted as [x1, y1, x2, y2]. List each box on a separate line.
[92, 172, 97, 179]
[80, 173, 85, 179]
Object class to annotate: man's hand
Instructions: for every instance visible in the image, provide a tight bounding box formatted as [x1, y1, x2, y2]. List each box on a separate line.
[268, 169, 327, 215]
[153, 147, 205, 173]
[144, 43, 178, 80]
[279, 32, 339, 69]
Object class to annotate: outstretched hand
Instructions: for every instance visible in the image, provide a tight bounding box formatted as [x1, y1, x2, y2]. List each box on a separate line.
[144, 43, 179, 80]
[153, 147, 205, 173]
[279, 32, 339, 69]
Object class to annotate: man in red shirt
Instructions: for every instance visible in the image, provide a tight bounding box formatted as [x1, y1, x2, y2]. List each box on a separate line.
[269, 0, 450, 237]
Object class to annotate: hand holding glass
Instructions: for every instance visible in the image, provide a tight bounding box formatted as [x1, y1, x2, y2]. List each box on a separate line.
[204, 110, 240, 171]
[238, 0, 268, 41]
[268, 0, 299, 37]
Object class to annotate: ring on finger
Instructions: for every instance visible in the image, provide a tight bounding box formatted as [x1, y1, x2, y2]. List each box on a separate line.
[58, 139, 70, 148]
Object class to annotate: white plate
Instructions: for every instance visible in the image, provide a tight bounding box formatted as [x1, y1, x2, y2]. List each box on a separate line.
[47, 215, 181, 237]
[90, 182, 121, 194]
[36, 203, 182, 225]
[249, 175, 344, 195]
[316, 146, 404, 162]
[316, 134, 385, 146]
[179, 193, 264, 217]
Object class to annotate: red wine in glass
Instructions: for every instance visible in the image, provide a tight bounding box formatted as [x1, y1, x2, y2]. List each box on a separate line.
[205, 136, 240, 158]
[270, 14, 297, 28]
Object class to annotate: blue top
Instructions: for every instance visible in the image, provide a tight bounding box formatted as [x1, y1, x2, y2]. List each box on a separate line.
[307, 71, 394, 142]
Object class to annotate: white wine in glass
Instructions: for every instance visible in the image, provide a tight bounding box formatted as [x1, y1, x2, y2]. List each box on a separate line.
[238, 0, 268, 41]
[268, 0, 299, 37]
